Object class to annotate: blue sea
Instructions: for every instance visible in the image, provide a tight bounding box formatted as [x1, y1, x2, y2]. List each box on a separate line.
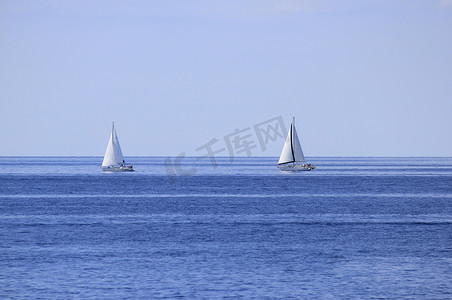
[0, 157, 451, 299]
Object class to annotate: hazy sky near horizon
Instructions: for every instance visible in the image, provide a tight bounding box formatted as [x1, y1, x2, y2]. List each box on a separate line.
[1, 0, 452, 157]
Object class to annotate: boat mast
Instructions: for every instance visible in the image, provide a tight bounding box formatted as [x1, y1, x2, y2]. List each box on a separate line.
[291, 117, 295, 166]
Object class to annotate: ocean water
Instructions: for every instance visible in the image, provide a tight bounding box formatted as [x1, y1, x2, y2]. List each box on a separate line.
[0, 156, 451, 299]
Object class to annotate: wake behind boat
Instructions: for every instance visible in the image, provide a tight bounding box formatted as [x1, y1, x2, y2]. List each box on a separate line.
[101, 123, 134, 172]
[277, 117, 315, 171]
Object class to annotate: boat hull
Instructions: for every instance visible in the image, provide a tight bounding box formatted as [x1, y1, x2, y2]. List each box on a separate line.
[277, 163, 315, 171]
[101, 165, 134, 172]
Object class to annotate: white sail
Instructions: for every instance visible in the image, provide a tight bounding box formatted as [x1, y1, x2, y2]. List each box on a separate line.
[278, 117, 306, 165]
[292, 122, 306, 163]
[102, 123, 125, 167]
[278, 125, 294, 164]
[113, 128, 124, 162]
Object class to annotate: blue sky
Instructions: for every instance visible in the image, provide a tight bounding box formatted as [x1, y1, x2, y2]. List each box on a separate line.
[1, 0, 451, 156]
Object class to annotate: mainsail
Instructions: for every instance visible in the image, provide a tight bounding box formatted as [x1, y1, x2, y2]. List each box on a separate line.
[102, 123, 125, 167]
[278, 117, 306, 165]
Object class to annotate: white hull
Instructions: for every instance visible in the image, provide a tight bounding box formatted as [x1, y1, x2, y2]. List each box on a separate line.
[277, 163, 315, 172]
[101, 165, 134, 172]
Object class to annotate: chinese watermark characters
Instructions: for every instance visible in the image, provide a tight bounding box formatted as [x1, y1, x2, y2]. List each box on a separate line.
[165, 116, 286, 182]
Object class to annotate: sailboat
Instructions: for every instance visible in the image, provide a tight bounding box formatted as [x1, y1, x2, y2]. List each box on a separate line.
[277, 117, 315, 171]
[101, 122, 134, 172]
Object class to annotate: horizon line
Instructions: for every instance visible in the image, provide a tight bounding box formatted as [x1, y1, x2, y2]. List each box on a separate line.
[1, 155, 451, 158]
